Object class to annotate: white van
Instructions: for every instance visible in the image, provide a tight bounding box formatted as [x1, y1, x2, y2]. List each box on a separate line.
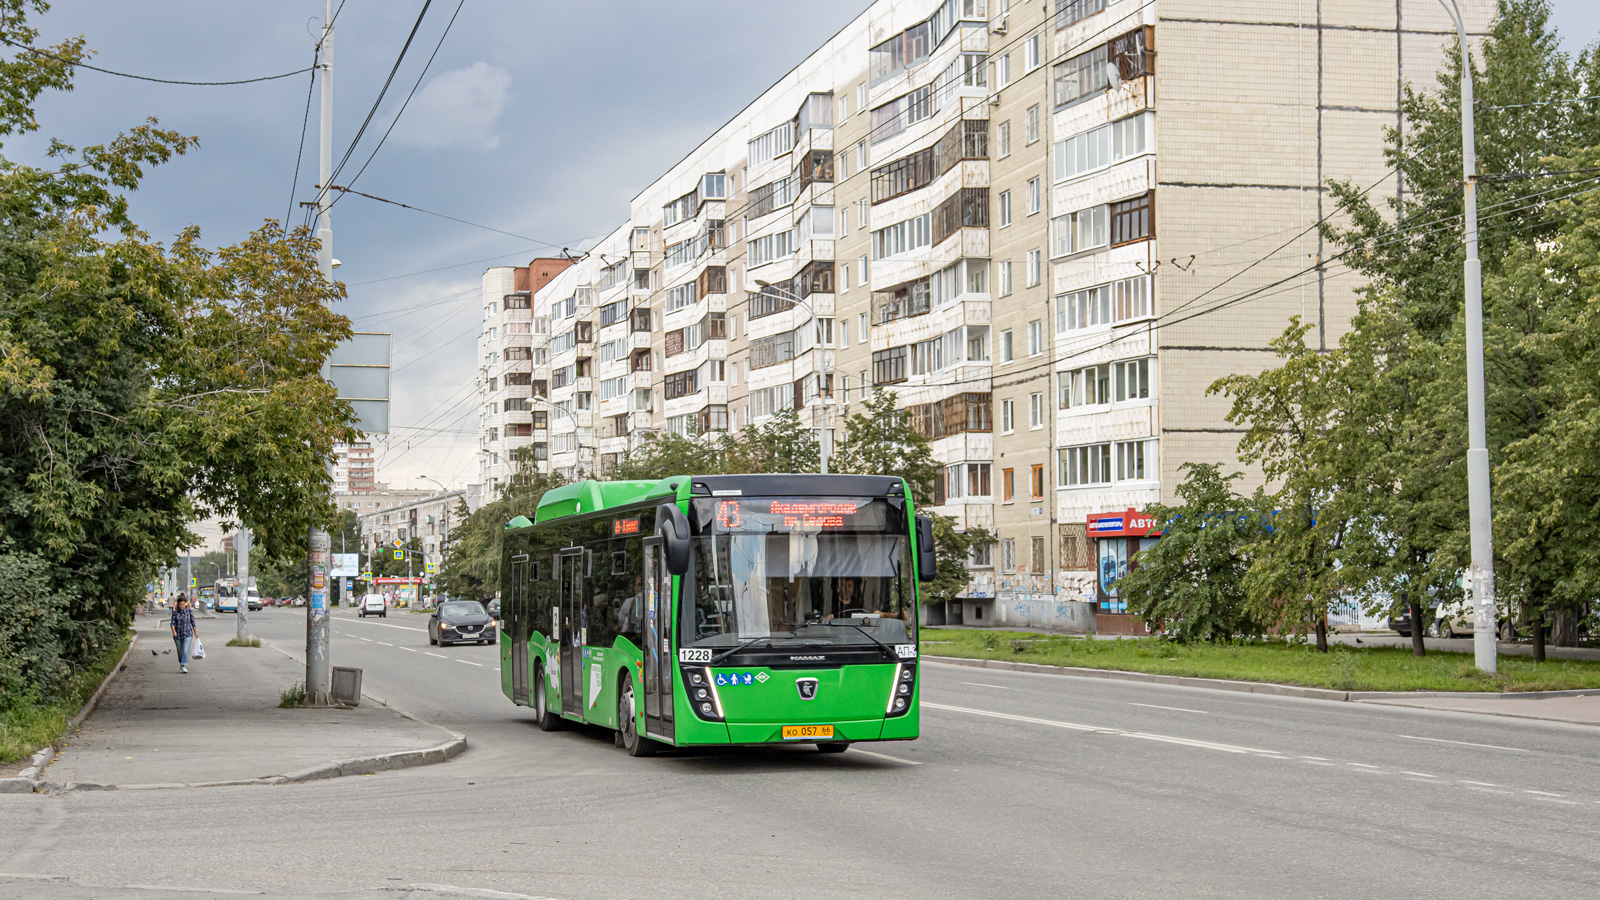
[360, 595, 387, 618]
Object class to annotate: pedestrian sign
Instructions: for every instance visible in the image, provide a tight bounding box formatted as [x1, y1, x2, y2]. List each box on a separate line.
[425, 562, 437, 574]
[393, 550, 403, 560]
[360, 571, 373, 581]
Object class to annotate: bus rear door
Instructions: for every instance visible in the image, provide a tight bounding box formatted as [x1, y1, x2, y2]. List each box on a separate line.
[642, 538, 674, 742]
[557, 549, 584, 717]
[509, 554, 529, 705]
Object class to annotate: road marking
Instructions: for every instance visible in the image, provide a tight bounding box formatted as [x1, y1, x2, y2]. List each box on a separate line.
[922, 702, 1277, 756]
[1459, 780, 1499, 787]
[1399, 734, 1529, 753]
[425, 652, 448, 659]
[358, 637, 373, 642]
[1524, 790, 1564, 797]
[376, 642, 394, 647]
[1347, 763, 1380, 769]
[457, 659, 484, 667]
[1300, 760, 1335, 766]
[848, 748, 922, 765]
[341, 618, 428, 633]
[1299, 756, 1330, 761]
[1401, 771, 1436, 778]
[1463, 786, 1513, 795]
[960, 682, 1010, 690]
[1130, 702, 1208, 714]
[398, 647, 417, 652]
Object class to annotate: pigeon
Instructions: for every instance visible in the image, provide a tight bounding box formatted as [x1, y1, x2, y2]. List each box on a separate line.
[1355, 637, 1364, 645]
[162, 649, 171, 654]
[151, 650, 158, 656]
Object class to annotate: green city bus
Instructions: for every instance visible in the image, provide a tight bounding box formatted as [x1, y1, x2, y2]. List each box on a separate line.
[498, 473, 935, 756]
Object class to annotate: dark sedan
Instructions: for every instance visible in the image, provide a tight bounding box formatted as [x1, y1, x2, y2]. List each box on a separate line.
[428, 600, 497, 646]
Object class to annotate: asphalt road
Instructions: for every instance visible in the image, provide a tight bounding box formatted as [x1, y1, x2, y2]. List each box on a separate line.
[3, 607, 1598, 899]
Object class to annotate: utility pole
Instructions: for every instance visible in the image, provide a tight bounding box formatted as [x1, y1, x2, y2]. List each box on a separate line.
[235, 530, 252, 643]
[305, 0, 336, 705]
[1438, 0, 1496, 674]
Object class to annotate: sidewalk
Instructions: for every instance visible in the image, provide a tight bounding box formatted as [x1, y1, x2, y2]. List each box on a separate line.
[39, 619, 462, 790]
[1356, 693, 1600, 727]
[1329, 631, 1600, 661]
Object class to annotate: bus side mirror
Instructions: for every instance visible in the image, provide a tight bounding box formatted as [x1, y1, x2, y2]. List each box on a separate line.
[657, 503, 692, 576]
[915, 516, 937, 583]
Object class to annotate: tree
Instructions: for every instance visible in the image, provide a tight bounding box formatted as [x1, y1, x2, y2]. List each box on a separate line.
[1118, 464, 1268, 643]
[0, 1, 356, 710]
[1212, 320, 1357, 652]
[438, 452, 564, 600]
[736, 408, 819, 474]
[832, 389, 941, 505]
[921, 515, 994, 609]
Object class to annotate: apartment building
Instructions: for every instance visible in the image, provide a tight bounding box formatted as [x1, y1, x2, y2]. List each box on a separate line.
[476, 257, 574, 489]
[359, 489, 474, 577]
[331, 440, 376, 494]
[488, 0, 1492, 629]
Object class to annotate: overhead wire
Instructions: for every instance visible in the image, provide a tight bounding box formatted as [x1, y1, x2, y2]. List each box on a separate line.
[283, 50, 321, 230]
[0, 36, 314, 85]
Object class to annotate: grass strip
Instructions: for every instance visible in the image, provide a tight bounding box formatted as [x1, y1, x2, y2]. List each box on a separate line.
[0, 631, 132, 764]
[923, 628, 1600, 693]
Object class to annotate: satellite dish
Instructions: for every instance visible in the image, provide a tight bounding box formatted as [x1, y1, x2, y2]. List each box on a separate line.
[1105, 62, 1122, 92]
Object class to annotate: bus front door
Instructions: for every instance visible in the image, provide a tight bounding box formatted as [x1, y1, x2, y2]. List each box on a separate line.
[642, 538, 674, 742]
[509, 555, 529, 705]
[558, 549, 584, 717]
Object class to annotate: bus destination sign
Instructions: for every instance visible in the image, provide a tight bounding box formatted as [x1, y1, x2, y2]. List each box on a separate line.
[612, 516, 641, 536]
[710, 498, 886, 533]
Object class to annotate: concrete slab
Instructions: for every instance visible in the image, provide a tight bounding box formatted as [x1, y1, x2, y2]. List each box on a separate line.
[42, 620, 459, 788]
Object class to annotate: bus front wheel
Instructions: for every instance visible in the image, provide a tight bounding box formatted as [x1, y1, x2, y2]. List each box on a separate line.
[619, 679, 657, 757]
[533, 666, 562, 732]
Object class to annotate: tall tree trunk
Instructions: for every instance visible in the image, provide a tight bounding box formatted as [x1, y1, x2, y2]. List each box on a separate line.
[1315, 614, 1328, 653]
[1531, 617, 1546, 663]
[1551, 608, 1579, 647]
[1409, 598, 1426, 657]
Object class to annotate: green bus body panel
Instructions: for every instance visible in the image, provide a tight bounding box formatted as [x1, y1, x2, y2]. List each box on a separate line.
[500, 474, 922, 747]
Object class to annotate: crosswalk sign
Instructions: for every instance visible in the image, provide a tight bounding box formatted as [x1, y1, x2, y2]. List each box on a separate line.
[393, 550, 403, 560]
[425, 562, 437, 574]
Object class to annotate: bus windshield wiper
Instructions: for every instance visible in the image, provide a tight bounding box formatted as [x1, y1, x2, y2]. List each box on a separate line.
[709, 637, 774, 665]
[825, 619, 901, 661]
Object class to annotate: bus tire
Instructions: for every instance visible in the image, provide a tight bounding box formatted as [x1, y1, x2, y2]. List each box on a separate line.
[619, 678, 657, 757]
[816, 742, 850, 753]
[533, 665, 562, 732]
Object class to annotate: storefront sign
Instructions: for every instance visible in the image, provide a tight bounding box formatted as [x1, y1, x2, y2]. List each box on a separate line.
[1086, 508, 1161, 537]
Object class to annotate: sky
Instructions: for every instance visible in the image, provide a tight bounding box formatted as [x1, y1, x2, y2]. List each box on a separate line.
[7, 0, 1600, 505]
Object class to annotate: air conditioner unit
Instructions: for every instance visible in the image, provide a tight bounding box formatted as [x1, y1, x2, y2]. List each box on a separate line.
[991, 16, 1008, 34]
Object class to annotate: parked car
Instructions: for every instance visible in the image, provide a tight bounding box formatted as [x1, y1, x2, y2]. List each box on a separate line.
[360, 595, 386, 618]
[246, 588, 263, 612]
[1417, 599, 1518, 641]
[486, 598, 501, 618]
[429, 600, 496, 646]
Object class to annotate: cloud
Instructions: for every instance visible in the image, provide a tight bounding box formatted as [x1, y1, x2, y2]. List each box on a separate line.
[391, 62, 511, 151]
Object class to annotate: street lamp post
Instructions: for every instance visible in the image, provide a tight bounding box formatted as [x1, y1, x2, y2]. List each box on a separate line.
[755, 280, 833, 474]
[1437, 0, 1496, 674]
[535, 397, 589, 478]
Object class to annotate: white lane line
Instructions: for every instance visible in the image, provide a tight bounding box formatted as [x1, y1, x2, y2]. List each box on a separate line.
[425, 652, 448, 659]
[1347, 763, 1380, 769]
[398, 647, 417, 652]
[1300, 760, 1335, 766]
[1459, 780, 1500, 787]
[1525, 790, 1565, 797]
[1130, 702, 1208, 714]
[960, 682, 1010, 690]
[848, 748, 923, 765]
[1401, 771, 1436, 778]
[922, 702, 1278, 756]
[457, 659, 484, 667]
[1463, 786, 1513, 795]
[376, 642, 394, 647]
[358, 637, 374, 642]
[1398, 734, 1529, 753]
[339, 618, 428, 634]
[1300, 756, 1330, 761]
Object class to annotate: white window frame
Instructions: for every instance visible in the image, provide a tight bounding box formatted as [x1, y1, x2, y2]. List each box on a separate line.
[999, 190, 1012, 227]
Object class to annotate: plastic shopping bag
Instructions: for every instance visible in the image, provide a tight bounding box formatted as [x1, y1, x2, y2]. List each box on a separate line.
[193, 640, 205, 660]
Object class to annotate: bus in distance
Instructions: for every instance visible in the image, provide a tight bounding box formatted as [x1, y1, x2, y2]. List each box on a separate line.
[498, 473, 935, 756]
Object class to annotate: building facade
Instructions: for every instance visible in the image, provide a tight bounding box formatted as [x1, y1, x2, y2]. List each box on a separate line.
[476, 257, 575, 490]
[482, 0, 1492, 627]
[358, 489, 471, 579]
[331, 440, 377, 494]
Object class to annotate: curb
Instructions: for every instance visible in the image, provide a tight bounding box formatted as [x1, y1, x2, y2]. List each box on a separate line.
[923, 655, 1600, 704]
[1, 632, 139, 794]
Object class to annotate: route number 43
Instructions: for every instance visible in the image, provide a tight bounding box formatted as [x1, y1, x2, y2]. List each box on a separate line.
[679, 648, 713, 663]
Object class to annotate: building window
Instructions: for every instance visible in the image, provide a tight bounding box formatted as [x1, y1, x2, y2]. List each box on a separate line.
[1001, 538, 1016, 573]
[1110, 191, 1154, 245]
[1031, 536, 1046, 572]
[1001, 398, 1014, 433]
[859, 312, 869, 342]
[1025, 33, 1041, 71]
[997, 120, 1011, 157]
[1057, 275, 1151, 330]
[998, 190, 1012, 227]
[873, 346, 908, 385]
[1001, 467, 1015, 502]
[1025, 104, 1040, 144]
[841, 263, 850, 290]
[1059, 442, 1114, 486]
[1055, 112, 1150, 183]
[998, 261, 1012, 297]
[1027, 178, 1041, 215]
[1060, 363, 1111, 409]
[1028, 319, 1043, 356]
[1001, 329, 1014, 362]
[859, 256, 869, 285]
[1115, 357, 1152, 400]
[1027, 249, 1041, 287]
[996, 52, 1011, 87]
[1030, 465, 1045, 499]
[1116, 439, 1154, 480]
[1029, 392, 1044, 429]
[1056, 0, 1109, 28]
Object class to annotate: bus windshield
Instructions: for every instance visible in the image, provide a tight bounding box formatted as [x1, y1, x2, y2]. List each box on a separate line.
[683, 497, 914, 649]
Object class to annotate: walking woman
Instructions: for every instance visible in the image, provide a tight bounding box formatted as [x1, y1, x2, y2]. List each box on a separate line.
[171, 594, 198, 674]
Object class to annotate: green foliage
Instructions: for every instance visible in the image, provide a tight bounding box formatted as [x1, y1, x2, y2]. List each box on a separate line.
[437, 454, 565, 600]
[1118, 465, 1268, 643]
[279, 681, 306, 708]
[921, 515, 993, 607]
[0, 544, 74, 706]
[0, 3, 357, 711]
[225, 636, 260, 648]
[832, 389, 940, 505]
[0, 630, 128, 764]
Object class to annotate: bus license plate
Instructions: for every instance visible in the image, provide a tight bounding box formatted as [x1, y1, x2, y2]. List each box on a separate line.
[782, 725, 833, 740]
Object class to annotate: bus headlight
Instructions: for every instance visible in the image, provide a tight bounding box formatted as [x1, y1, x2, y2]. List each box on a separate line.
[685, 667, 724, 721]
[886, 663, 915, 717]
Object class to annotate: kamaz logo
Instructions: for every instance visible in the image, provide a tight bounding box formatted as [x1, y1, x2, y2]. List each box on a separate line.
[789, 655, 825, 661]
[796, 677, 819, 700]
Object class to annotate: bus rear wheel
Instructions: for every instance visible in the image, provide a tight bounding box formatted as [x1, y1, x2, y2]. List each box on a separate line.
[533, 666, 561, 732]
[619, 679, 657, 757]
[816, 742, 850, 753]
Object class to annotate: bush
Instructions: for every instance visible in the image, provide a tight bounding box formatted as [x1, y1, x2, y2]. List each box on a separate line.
[0, 545, 77, 713]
